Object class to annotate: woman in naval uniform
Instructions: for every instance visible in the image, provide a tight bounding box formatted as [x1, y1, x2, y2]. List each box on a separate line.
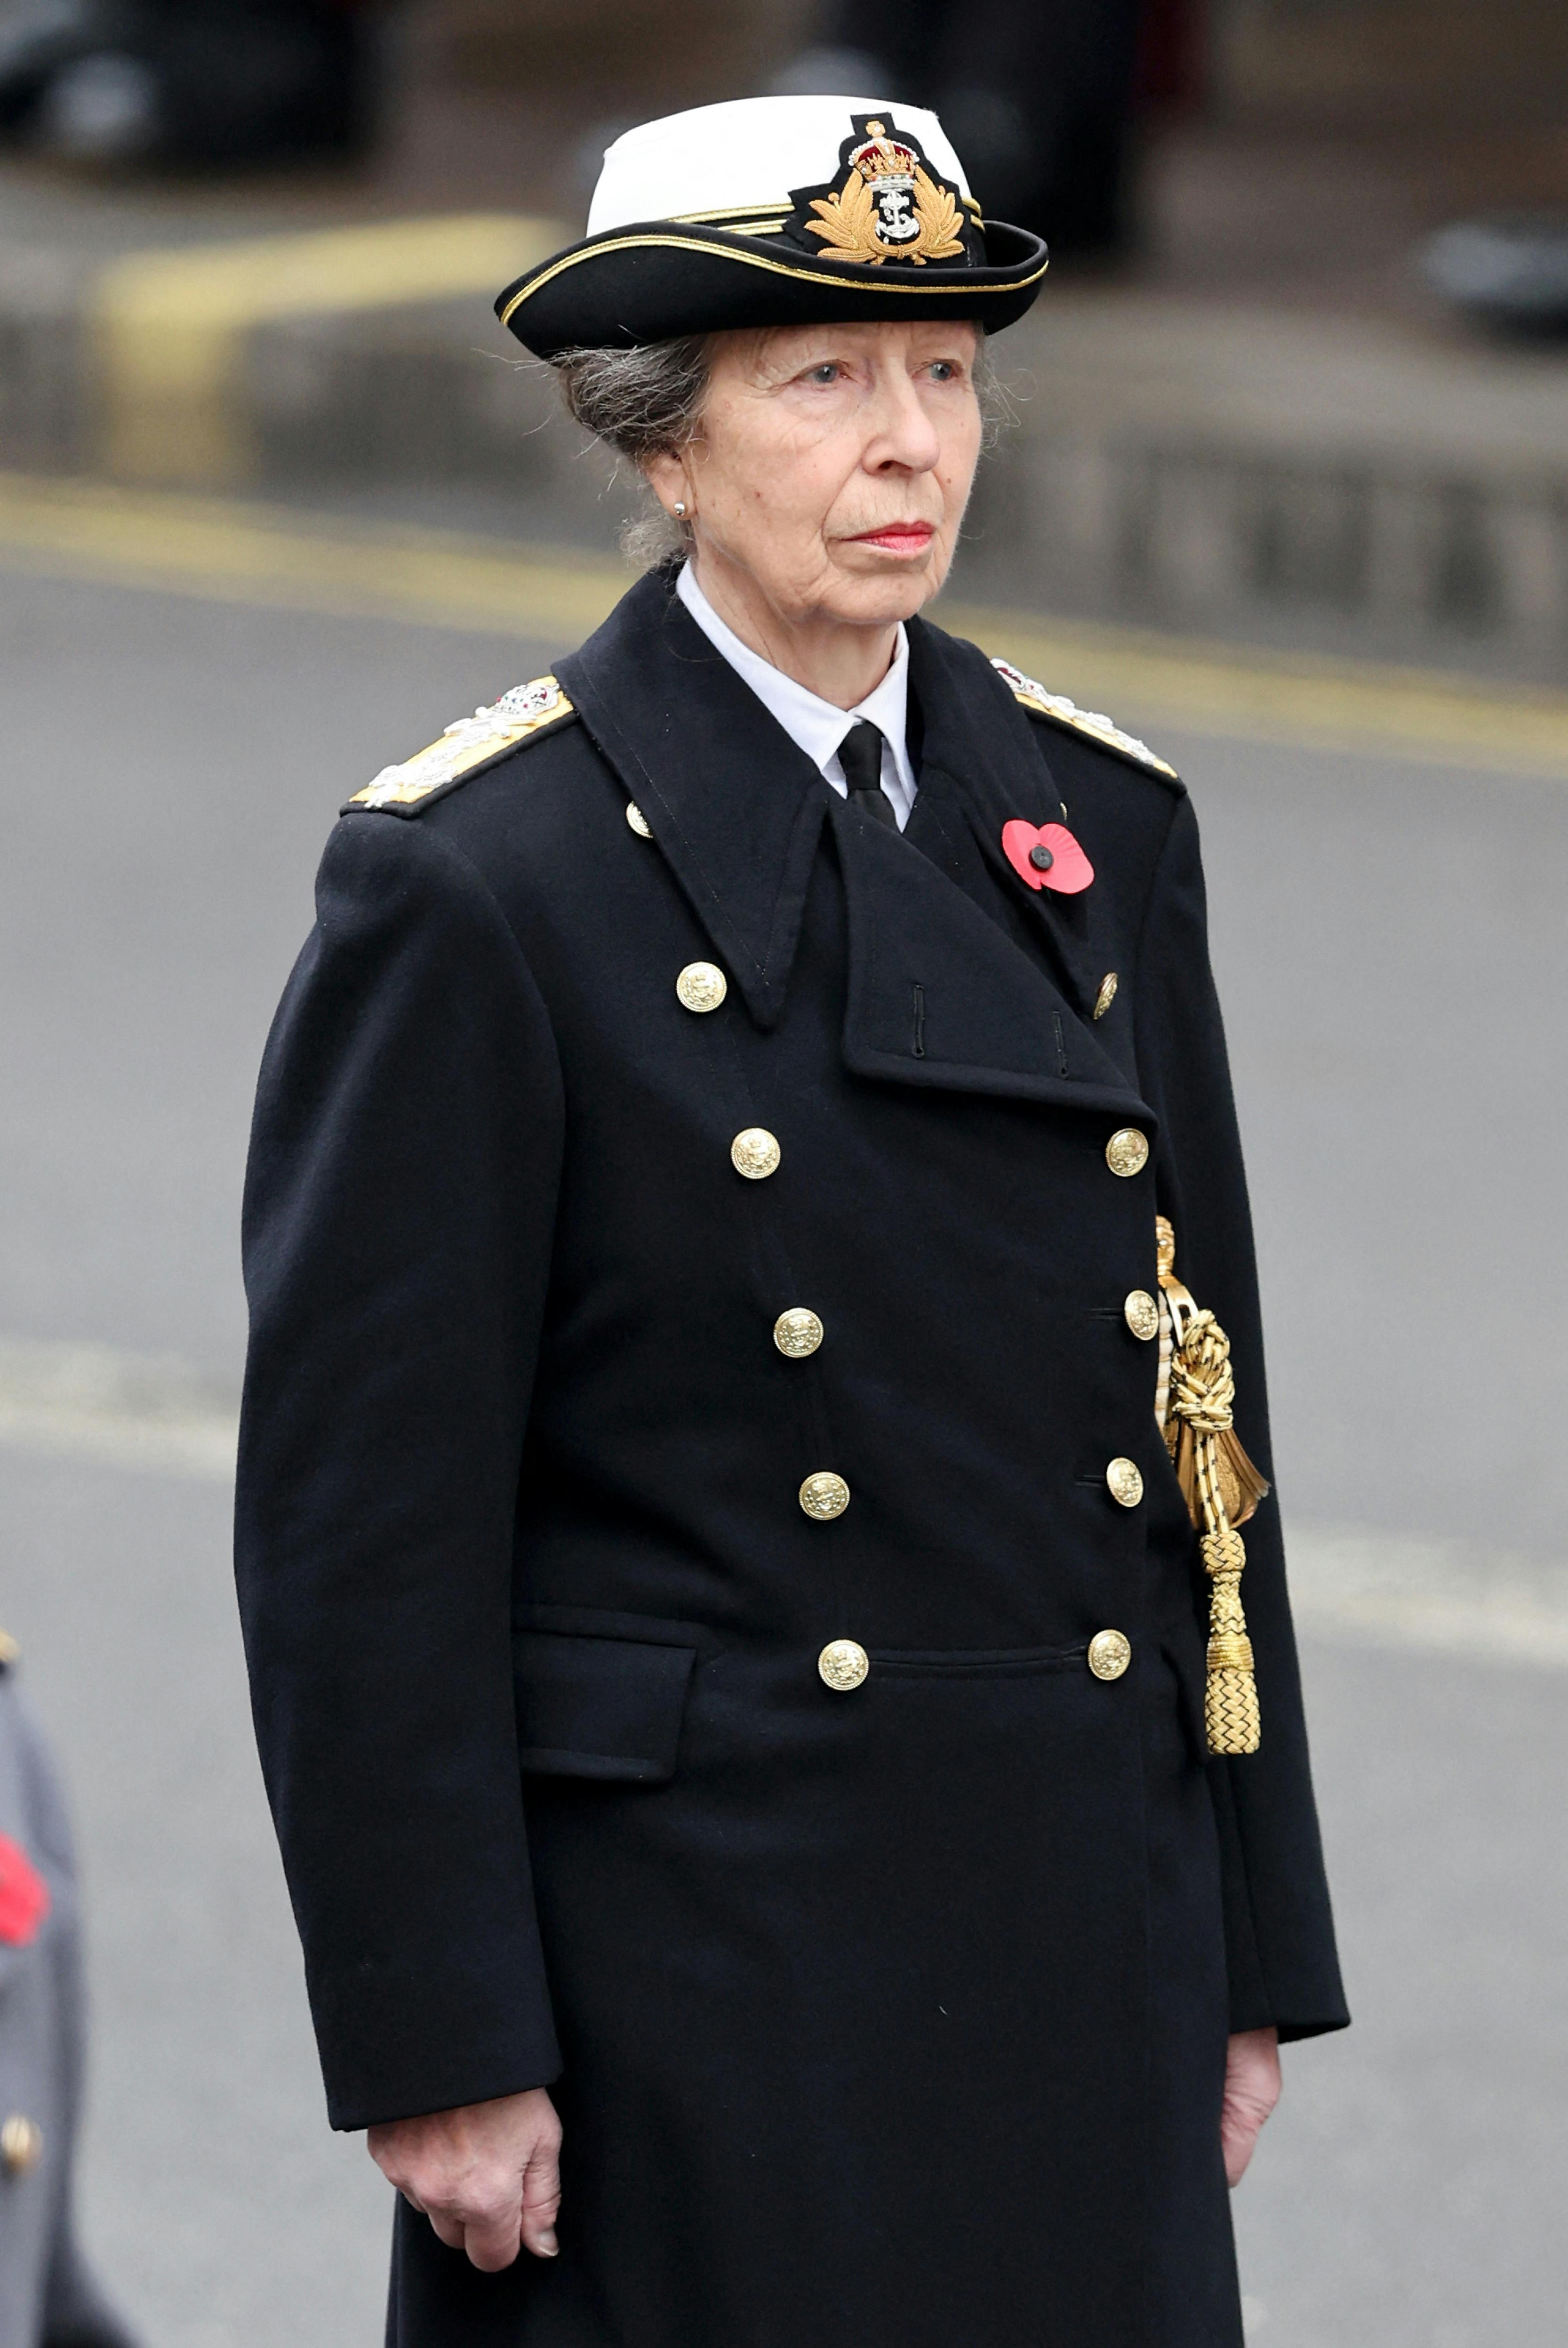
[236, 94, 1348, 2348]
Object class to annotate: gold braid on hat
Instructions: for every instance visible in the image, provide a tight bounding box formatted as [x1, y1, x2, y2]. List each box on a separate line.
[1155, 1214, 1270, 1755]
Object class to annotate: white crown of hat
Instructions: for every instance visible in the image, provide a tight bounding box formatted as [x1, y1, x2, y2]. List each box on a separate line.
[586, 95, 973, 238]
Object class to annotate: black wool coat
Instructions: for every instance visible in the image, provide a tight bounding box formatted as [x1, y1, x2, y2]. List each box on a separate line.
[236, 571, 1348, 2348]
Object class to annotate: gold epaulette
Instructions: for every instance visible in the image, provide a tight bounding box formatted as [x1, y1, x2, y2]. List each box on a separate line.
[344, 675, 576, 817]
[992, 657, 1179, 782]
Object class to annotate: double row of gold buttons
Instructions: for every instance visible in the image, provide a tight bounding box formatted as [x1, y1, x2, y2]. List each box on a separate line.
[672, 942, 1148, 1696]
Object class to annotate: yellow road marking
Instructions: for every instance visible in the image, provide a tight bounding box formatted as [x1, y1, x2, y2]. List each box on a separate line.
[94, 214, 560, 488]
[0, 469, 1564, 780]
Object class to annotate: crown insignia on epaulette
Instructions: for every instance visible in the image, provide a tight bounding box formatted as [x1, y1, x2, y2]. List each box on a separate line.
[345, 675, 575, 816]
[992, 657, 1178, 780]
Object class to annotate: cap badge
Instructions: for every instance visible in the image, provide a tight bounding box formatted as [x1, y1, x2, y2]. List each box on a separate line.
[788, 115, 974, 269]
[1001, 818, 1094, 895]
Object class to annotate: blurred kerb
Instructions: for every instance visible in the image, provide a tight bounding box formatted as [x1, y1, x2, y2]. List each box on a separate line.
[92, 214, 564, 489]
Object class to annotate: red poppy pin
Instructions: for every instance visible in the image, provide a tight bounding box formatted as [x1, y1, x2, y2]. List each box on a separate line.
[0, 1833, 49, 1947]
[1001, 819, 1094, 895]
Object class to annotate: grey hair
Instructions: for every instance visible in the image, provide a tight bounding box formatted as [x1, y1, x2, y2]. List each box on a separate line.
[550, 336, 712, 567]
[549, 329, 1008, 570]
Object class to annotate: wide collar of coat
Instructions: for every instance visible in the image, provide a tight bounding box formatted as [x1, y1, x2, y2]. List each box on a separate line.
[557, 569, 828, 1029]
[557, 573, 1148, 1119]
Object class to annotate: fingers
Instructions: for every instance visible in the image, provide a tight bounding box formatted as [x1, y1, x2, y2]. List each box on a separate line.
[367, 2091, 564, 2270]
[1221, 2026, 1282, 2187]
[424, 2207, 470, 2254]
[458, 2194, 526, 2274]
[391, 2174, 525, 2269]
[520, 2115, 564, 2260]
[1221, 2099, 1264, 2187]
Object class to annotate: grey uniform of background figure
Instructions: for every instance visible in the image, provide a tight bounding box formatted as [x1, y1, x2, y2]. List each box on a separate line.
[0, 1652, 136, 2348]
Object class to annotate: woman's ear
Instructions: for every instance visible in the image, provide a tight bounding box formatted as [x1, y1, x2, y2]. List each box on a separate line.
[643, 449, 691, 523]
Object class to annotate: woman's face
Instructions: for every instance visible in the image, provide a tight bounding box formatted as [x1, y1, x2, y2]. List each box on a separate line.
[649, 319, 984, 632]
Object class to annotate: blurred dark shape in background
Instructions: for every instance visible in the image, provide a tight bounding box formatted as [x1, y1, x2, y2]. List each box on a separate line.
[0, 0, 380, 167]
[771, 0, 1194, 262]
[1422, 212, 1568, 338]
[0, 1635, 138, 2348]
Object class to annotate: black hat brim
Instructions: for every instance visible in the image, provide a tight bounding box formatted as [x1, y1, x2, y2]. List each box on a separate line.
[496, 218, 1047, 356]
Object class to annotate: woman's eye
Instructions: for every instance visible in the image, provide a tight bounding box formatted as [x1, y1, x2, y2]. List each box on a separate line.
[809, 363, 840, 384]
[928, 360, 961, 383]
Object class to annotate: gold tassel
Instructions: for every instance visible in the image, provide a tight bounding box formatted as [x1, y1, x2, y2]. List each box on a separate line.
[1155, 1215, 1266, 1756]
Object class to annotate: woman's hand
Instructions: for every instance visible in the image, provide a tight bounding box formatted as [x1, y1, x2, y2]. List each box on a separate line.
[368, 2087, 562, 2269]
[1221, 2027, 1281, 2186]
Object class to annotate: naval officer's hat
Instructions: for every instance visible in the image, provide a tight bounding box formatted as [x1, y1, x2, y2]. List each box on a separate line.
[497, 94, 1048, 356]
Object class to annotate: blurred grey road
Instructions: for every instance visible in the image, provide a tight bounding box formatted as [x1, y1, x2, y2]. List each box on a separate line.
[0, 536, 1564, 2347]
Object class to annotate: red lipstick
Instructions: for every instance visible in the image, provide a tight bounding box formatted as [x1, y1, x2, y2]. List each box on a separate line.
[849, 522, 936, 556]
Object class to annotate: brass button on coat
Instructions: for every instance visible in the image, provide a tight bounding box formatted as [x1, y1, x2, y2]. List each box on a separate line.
[800, 1471, 850, 1520]
[1106, 1457, 1144, 1508]
[774, 1308, 824, 1358]
[731, 1128, 781, 1180]
[676, 961, 727, 1013]
[1093, 972, 1119, 1020]
[0, 2115, 41, 2175]
[1123, 1289, 1159, 1342]
[1105, 1127, 1150, 1178]
[818, 1638, 869, 1691]
[624, 800, 652, 836]
[1088, 1629, 1132, 1681]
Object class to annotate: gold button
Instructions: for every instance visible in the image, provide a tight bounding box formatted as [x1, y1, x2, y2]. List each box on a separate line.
[1105, 1127, 1149, 1178]
[731, 1128, 781, 1180]
[1106, 1457, 1144, 1507]
[676, 961, 727, 1013]
[1088, 1629, 1132, 1681]
[818, 1638, 869, 1691]
[1093, 972, 1119, 1020]
[0, 1628, 17, 1666]
[800, 1471, 850, 1520]
[774, 1308, 824, 1358]
[0, 2115, 42, 2175]
[1123, 1289, 1159, 1342]
[625, 800, 652, 837]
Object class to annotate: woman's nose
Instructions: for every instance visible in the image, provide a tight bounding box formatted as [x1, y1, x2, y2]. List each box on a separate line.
[866, 374, 943, 472]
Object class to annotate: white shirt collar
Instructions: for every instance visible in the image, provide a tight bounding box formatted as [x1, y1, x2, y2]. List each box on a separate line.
[675, 562, 916, 829]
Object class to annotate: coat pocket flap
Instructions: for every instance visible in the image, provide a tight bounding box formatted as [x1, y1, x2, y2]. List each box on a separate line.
[513, 1630, 697, 1784]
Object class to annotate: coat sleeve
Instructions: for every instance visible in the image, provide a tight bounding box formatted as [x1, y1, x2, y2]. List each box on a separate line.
[1133, 789, 1350, 2044]
[235, 812, 566, 2131]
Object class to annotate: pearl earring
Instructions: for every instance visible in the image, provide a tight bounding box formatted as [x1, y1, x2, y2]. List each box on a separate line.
[674, 501, 687, 517]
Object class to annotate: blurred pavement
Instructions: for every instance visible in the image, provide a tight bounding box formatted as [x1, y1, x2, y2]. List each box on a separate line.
[0, 494, 1564, 2343]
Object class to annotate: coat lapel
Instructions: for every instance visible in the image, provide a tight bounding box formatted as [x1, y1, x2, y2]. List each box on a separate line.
[830, 793, 1145, 1114]
[558, 575, 1148, 1121]
[557, 573, 825, 1029]
[906, 618, 1116, 1025]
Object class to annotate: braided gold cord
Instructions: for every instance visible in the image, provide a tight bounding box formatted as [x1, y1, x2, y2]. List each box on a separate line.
[1162, 1242, 1262, 1756]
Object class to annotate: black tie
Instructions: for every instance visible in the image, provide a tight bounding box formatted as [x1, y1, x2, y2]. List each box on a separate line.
[837, 719, 896, 827]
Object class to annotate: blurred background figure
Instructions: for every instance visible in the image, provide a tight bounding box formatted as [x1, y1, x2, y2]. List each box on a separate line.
[774, 0, 1200, 260]
[0, 1629, 136, 2348]
[0, 0, 381, 166]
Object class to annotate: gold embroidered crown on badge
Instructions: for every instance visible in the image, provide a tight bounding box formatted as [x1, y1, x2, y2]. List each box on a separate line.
[348, 675, 575, 813]
[990, 657, 1177, 781]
